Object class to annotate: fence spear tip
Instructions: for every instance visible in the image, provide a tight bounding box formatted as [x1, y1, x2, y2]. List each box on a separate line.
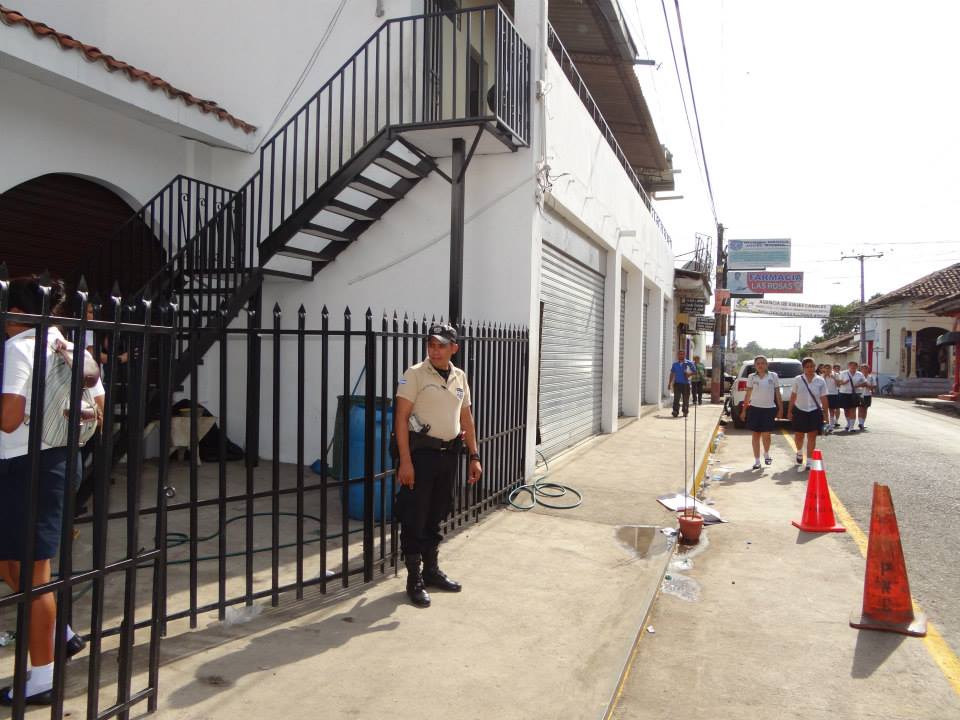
[298, 303, 306, 316]
[111, 280, 122, 298]
[344, 306, 352, 317]
[273, 302, 282, 314]
[321, 304, 329, 316]
[77, 275, 89, 294]
[39, 269, 51, 286]
[366, 307, 373, 320]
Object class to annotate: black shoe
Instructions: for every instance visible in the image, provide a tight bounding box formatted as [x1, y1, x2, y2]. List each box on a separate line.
[423, 568, 462, 593]
[0, 687, 54, 707]
[672, 412, 678, 417]
[66, 633, 86, 658]
[404, 554, 431, 608]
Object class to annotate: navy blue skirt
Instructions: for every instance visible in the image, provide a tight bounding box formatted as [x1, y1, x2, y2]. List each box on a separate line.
[746, 406, 778, 433]
[0, 447, 81, 561]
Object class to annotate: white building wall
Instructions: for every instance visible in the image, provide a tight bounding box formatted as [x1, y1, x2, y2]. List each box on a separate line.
[540, 51, 675, 423]
[866, 301, 953, 386]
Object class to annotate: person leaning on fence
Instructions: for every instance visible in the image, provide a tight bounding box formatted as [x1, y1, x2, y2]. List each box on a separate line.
[667, 349, 695, 417]
[788, 357, 830, 469]
[0, 276, 105, 705]
[393, 323, 482, 608]
[740, 355, 783, 470]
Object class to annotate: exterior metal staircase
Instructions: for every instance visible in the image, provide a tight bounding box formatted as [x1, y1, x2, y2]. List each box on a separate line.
[77, 4, 530, 456]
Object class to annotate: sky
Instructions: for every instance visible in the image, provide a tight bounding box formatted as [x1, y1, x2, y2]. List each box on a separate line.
[618, 0, 960, 348]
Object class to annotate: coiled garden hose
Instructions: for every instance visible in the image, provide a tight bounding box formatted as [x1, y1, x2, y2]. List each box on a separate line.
[507, 451, 583, 511]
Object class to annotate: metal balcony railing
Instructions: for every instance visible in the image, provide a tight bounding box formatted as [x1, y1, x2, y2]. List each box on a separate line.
[546, 22, 673, 248]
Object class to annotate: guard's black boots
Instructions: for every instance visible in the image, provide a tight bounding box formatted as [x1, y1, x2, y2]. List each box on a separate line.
[405, 554, 431, 607]
[422, 547, 462, 592]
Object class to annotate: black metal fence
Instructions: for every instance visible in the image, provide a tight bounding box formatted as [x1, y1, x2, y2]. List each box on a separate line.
[0, 274, 528, 719]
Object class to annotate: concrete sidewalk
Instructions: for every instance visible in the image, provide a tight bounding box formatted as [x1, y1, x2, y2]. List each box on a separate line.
[612, 424, 960, 719]
[72, 403, 719, 720]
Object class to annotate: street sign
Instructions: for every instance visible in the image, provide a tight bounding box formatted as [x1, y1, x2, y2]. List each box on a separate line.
[728, 271, 803, 296]
[714, 288, 731, 314]
[727, 239, 791, 269]
[694, 315, 716, 332]
[733, 298, 830, 317]
[679, 296, 706, 314]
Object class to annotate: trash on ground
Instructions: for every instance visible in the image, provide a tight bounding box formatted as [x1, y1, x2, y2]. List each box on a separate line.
[646, 625, 656, 634]
[662, 574, 701, 602]
[0, 631, 13, 647]
[660, 527, 679, 538]
[223, 604, 262, 625]
[657, 493, 727, 524]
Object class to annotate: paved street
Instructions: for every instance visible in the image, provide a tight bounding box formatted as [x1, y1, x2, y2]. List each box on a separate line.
[814, 399, 960, 657]
[614, 399, 960, 719]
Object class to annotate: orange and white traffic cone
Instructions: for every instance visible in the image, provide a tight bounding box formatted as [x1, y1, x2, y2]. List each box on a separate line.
[850, 483, 927, 636]
[791, 449, 845, 533]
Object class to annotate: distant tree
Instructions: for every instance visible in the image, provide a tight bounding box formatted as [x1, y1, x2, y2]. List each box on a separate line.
[744, 340, 763, 356]
[820, 302, 861, 338]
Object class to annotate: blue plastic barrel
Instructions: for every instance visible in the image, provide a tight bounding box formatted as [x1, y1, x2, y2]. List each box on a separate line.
[331, 396, 394, 522]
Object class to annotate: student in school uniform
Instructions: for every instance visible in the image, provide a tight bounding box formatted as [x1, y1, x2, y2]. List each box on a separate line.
[788, 358, 830, 469]
[739, 355, 783, 470]
[857, 365, 877, 431]
[821, 364, 840, 429]
[836, 360, 867, 432]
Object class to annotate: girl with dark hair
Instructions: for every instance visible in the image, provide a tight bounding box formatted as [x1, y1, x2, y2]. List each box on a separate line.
[0, 275, 104, 705]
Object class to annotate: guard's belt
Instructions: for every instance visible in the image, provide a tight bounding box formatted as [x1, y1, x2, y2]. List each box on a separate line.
[409, 433, 463, 453]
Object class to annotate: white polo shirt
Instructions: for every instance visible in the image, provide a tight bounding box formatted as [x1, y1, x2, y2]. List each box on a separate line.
[747, 371, 780, 408]
[860, 374, 876, 397]
[791, 374, 828, 413]
[837, 370, 865, 395]
[823, 374, 838, 395]
[2, 326, 105, 459]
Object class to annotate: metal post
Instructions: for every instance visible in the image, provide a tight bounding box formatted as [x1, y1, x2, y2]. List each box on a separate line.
[842, 252, 884, 364]
[710, 223, 725, 403]
[449, 138, 466, 324]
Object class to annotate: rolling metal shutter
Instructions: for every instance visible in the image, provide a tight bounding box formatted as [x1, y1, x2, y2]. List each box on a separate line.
[539, 243, 605, 459]
[641, 291, 650, 404]
[618, 274, 627, 416]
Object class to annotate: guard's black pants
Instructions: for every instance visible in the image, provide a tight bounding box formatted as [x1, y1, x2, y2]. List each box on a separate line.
[395, 449, 458, 556]
[672, 384, 690, 416]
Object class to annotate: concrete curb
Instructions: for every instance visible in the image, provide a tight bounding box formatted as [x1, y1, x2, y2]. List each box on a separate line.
[601, 407, 723, 720]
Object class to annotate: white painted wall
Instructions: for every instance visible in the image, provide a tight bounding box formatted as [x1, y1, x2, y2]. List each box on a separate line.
[865, 302, 953, 386]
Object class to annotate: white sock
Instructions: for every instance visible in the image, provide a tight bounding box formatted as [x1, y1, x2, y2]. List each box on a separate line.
[754, 456, 760, 464]
[65, 625, 76, 642]
[24, 661, 53, 696]
[847, 419, 854, 429]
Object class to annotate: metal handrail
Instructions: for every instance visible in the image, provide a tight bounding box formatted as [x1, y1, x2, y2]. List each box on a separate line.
[546, 22, 673, 248]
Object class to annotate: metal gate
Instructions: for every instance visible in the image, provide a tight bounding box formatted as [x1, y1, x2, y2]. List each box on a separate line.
[618, 273, 626, 416]
[539, 243, 605, 459]
[641, 289, 650, 404]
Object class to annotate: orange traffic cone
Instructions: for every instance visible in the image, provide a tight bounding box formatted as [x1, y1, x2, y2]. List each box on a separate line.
[791, 449, 845, 533]
[850, 483, 927, 636]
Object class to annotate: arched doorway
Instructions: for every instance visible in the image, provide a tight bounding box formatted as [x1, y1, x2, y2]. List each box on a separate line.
[916, 326, 949, 378]
[0, 173, 161, 297]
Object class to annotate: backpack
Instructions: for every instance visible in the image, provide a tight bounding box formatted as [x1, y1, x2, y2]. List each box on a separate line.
[25, 338, 101, 447]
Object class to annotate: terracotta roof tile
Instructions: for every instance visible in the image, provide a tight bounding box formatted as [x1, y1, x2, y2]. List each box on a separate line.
[0, 4, 256, 134]
[864, 263, 960, 310]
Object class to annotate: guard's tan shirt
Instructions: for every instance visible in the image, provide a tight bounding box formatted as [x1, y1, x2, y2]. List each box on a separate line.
[396, 359, 471, 441]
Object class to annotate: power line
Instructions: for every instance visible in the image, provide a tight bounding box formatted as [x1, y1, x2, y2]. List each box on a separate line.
[659, 0, 712, 221]
[673, 0, 718, 223]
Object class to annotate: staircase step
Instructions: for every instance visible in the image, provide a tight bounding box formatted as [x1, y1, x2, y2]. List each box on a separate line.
[348, 176, 411, 200]
[277, 247, 336, 262]
[325, 199, 387, 222]
[262, 268, 314, 281]
[373, 151, 435, 179]
[301, 223, 359, 242]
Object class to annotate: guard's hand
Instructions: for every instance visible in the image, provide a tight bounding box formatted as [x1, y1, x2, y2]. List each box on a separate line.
[468, 459, 482, 484]
[398, 460, 415, 488]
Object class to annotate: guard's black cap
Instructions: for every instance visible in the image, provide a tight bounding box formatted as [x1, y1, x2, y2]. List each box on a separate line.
[427, 322, 457, 345]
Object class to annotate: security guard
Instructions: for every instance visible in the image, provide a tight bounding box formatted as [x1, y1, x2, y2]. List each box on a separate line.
[394, 322, 482, 607]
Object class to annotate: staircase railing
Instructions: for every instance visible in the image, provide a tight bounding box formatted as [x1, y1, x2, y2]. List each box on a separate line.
[257, 4, 530, 246]
[74, 175, 236, 298]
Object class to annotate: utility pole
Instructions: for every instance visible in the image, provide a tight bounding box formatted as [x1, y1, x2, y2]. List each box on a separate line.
[841, 252, 884, 363]
[710, 223, 725, 403]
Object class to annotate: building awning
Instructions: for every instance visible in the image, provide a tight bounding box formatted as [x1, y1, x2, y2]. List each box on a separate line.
[548, 0, 673, 192]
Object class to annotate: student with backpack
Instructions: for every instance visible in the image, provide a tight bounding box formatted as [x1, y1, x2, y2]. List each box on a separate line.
[787, 358, 830, 469]
[0, 276, 104, 705]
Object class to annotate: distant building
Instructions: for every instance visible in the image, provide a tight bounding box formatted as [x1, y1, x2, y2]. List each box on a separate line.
[808, 332, 859, 368]
[863, 263, 960, 395]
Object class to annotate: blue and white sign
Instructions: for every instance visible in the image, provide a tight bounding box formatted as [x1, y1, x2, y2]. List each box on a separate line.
[727, 239, 791, 269]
